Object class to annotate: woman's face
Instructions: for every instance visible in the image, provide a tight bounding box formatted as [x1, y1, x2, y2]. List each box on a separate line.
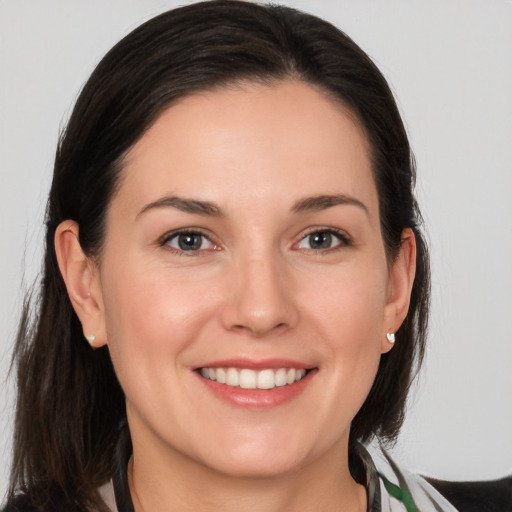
[90, 80, 412, 477]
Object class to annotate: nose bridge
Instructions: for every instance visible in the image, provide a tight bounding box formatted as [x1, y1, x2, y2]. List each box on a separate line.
[221, 244, 298, 337]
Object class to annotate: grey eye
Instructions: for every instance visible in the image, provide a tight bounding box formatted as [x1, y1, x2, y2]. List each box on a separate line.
[167, 232, 213, 251]
[309, 232, 333, 249]
[297, 230, 345, 250]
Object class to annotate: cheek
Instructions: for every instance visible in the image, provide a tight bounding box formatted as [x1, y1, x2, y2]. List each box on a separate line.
[300, 259, 388, 393]
[301, 261, 388, 343]
[289, 264, 388, 440]
[100, 260, 220, 380]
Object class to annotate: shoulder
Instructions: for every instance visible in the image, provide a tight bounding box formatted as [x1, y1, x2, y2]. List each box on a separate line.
[3, 494, 39, 512]
[3, 494, 35, 512]
[359, 443, 512, 512]
[3, 493, 42, 512]
[425, 475, 512, 512]
[2, 492, 86, 512]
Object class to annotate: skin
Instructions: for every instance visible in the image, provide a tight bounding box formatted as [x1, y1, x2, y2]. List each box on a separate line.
[56, 80, 416, 512]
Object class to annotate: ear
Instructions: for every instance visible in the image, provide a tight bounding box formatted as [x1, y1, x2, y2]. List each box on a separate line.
[381, 228, 417, 353]
[54, 221, 107, 348]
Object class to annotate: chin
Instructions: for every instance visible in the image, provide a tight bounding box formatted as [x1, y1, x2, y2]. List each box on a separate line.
[203, 450, 309, 479]
[189, 428, 328, 480]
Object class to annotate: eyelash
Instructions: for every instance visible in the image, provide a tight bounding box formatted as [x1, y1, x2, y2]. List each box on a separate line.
[158, 227, 351, 255]
[295, 227, 352, 252]
[159, 229, 218, 255]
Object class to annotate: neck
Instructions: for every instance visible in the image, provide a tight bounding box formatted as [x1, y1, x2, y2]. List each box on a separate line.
[128, 429, 366, 512]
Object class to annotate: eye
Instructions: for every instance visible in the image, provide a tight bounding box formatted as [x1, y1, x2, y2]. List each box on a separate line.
[163, 231, 217, 252]
[296, 229, 349, 251]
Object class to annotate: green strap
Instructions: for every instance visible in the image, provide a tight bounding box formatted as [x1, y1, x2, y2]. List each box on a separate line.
[380, 475, 418, 512]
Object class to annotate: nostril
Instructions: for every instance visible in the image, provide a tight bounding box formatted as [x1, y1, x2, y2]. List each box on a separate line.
[219, 281, 299, 337]
[229, 321, 289, 337]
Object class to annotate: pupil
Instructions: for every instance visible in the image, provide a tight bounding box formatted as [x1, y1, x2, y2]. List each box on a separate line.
[178, 234, 201, 250]
[311, 232, 331, 248]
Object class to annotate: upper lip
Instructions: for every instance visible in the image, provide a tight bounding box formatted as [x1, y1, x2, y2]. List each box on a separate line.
[195, 358, 314, 370]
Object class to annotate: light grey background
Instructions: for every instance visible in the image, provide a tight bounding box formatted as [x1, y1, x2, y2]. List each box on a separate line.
[1, 0, 511, 500]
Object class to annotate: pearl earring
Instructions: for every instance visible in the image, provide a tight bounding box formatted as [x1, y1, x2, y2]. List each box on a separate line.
[85, 334, 96, 344]
[386, 332, 395, 344]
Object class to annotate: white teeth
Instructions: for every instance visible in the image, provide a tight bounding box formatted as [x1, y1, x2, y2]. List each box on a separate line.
[216, 367, 226, 384]
[239, 369, 256, 389]
[275, 368, 287, 387]
[199, 367, 309, 390]
[226, 367, 240, 387]
[257, 369, 275, 389]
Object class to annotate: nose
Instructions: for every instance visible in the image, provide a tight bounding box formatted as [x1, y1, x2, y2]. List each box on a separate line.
[220, 253, 299, 338]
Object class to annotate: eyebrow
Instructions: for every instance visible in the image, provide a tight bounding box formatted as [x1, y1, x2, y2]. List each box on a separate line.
[292, 194, 369, 216]
[137, 195, 224, 218]
[136, 193, 368, 219]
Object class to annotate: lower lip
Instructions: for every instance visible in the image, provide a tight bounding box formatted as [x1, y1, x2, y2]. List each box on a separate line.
[197, 369, 317, 409]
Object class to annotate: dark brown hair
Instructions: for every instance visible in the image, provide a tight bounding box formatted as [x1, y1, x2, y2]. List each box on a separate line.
[9, 1, 430, 509]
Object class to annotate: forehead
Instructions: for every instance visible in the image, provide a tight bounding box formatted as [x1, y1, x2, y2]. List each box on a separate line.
[117, 80, 377, 218]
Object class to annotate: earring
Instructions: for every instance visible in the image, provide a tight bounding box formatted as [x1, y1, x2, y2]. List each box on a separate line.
[386, 332, 395, 344]
[85, 334, 96, 344]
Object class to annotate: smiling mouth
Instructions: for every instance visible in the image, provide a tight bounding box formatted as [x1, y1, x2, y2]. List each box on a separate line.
[199, 367, 309, 390]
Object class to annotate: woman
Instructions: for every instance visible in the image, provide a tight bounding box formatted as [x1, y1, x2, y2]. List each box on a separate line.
[4, 2, 505, 511]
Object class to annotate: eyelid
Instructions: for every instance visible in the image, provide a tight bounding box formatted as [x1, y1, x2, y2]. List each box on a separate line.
[156, 226, 351, 254]
[293, 226, 352, 251]
[158, 228, 220, 253]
